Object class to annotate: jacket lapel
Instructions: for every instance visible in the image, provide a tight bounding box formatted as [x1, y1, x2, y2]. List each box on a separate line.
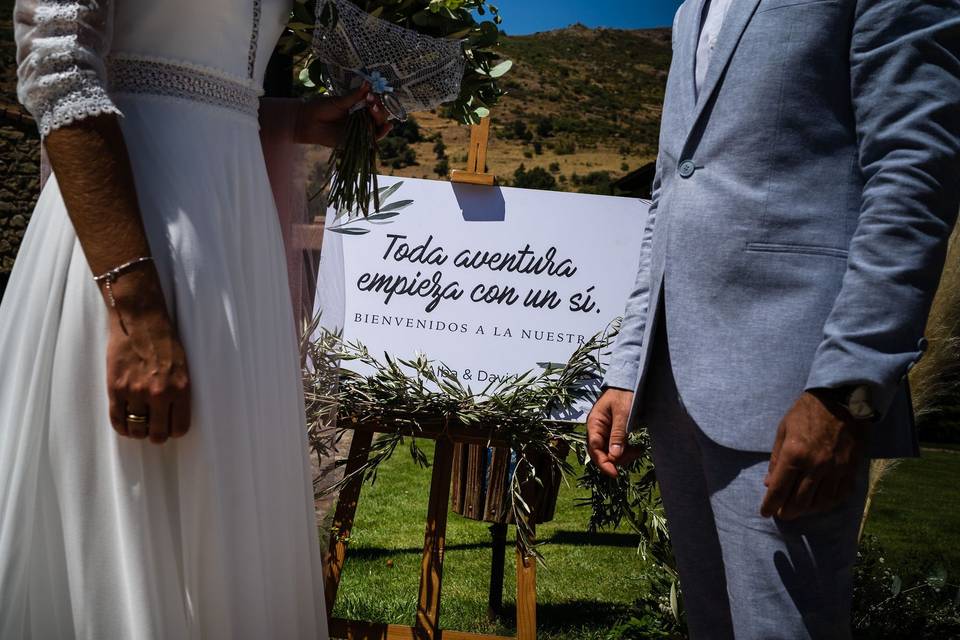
[675, 0, 704, 127]
[685, 0, 763, 136]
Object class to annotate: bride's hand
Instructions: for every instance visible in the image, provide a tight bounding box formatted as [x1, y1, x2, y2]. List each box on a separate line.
[295, 82, 393, 147]
[43, 116, 191, 445]
[104, 269, 192, 444]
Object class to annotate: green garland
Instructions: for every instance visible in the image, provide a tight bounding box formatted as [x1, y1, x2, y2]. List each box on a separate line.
[302, 318, 674, 575]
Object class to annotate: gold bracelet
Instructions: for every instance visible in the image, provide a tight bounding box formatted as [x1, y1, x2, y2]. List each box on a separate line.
[93, 256, 154, 308]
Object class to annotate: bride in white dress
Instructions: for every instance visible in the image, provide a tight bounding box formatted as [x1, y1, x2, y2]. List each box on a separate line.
[0, 1, 389, 637]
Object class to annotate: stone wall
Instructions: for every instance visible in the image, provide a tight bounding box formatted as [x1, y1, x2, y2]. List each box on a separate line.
[1, 117, 41, 278]
[1, 14, 43, 296]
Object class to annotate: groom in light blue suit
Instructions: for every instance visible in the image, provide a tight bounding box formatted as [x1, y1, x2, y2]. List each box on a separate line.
[588, 0, 960, 638]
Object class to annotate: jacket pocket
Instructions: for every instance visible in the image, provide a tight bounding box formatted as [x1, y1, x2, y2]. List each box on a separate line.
[745, 242, 849, 259]
[756, 0, 839, 14]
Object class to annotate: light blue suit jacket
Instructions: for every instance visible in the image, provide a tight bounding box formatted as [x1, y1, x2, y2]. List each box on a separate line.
[604, 0, 960, 457]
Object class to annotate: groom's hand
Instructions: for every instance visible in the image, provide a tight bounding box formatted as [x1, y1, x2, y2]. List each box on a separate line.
[761, 391, 870, 521]
[587, 388, 638, 478]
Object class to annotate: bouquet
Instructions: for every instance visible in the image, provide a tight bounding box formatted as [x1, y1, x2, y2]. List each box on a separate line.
[280, 0, 512, 216]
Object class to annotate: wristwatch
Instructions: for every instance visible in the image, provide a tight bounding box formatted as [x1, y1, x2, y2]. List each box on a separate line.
[821, 385, 878, 422]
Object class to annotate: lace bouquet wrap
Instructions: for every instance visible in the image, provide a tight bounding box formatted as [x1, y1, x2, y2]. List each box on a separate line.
[312, 0, 467, 215]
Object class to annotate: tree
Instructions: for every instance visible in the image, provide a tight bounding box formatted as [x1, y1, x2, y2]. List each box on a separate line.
[513, 164, 557, 191]
[434, 157, 450, 177]
[433, 138, 447, 160]
[392, 117, 423, 144]
[577, 171, 614, 195]
[506, 119, 534, 142]
[379, 136, 417, 169]
[536, 116, 554, 138]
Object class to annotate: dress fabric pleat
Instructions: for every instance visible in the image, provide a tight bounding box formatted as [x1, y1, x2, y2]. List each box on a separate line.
[0, 1, 331, 635]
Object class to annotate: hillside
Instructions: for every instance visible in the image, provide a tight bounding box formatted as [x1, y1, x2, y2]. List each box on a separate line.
[383, 24, 671, 192]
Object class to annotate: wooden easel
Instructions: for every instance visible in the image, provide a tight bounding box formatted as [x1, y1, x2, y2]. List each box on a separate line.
[323, 420, 538, 640]
[325, 119, 539, 640]
[450, 118, 497, 187]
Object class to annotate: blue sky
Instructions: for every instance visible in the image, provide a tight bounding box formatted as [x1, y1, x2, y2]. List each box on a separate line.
[491, 0, 684, 35]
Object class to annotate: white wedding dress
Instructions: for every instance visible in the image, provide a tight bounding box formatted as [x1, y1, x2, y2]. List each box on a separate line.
[0, 1, 329, 638]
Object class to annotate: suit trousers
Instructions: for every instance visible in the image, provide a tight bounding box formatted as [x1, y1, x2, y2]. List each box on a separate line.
[641, 315, 870, 639]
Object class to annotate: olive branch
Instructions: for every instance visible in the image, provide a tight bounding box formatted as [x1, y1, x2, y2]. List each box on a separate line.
[301, 317, 674, 572]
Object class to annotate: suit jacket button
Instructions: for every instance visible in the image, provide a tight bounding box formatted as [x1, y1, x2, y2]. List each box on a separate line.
[678, 160, 696, 178]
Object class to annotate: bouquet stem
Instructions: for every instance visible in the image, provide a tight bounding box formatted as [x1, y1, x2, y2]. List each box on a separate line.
[326, 108, 381, 216]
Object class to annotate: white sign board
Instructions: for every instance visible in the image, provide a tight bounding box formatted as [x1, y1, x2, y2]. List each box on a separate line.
[318, 176, 649, 420]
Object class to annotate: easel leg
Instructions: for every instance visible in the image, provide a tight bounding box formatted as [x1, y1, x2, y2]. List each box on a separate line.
[487, 522, 508, 621]
[516, 525, 537, 640]
[324, 429, 375, 618]
[415, 438, 456, 640]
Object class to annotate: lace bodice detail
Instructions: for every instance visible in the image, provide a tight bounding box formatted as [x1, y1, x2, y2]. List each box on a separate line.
[108, 55, 262, 119]
[14, 0, 121, 137]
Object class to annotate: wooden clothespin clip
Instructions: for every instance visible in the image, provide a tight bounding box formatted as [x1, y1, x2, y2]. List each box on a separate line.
[450, 117, 497, 186]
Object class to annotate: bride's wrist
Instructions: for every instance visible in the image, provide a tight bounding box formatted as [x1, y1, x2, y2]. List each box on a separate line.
[98, 266, 169, 319]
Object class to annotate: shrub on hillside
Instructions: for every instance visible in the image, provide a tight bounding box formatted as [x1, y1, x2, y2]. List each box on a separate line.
[553, 115, 589, 135]
[577, 171, 614, 195]
[513, 164, 556, 191]
[553, 138, 576, 155]
[379, 136, 417, 169]
[503, 119, 534, 142]
[536, 116, 554, 138]
[392, 117, 423, 144]
[378, 116, 423, 169]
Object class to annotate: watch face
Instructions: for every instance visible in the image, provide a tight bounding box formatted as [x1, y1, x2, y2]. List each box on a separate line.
[848, 386, 876, 420]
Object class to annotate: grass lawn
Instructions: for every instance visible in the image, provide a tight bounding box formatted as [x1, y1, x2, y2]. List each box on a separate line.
[863, 448, 960, 581]
[329, 440, 655, 639]
[328, 441, 960, 639]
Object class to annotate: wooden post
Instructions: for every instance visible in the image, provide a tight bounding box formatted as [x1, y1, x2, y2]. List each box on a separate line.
[415, 438, 456, 639]
[450, 118, 497, 186]
[515, 526, 537, 640]
[487, 523, 508, 621]
[324, 428, 375, 617]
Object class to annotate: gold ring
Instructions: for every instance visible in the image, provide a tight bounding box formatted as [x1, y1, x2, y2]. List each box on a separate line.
[126, 413, 149, 424]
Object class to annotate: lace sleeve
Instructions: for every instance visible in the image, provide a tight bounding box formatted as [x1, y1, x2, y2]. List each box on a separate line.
[14, 0, 121, 137]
